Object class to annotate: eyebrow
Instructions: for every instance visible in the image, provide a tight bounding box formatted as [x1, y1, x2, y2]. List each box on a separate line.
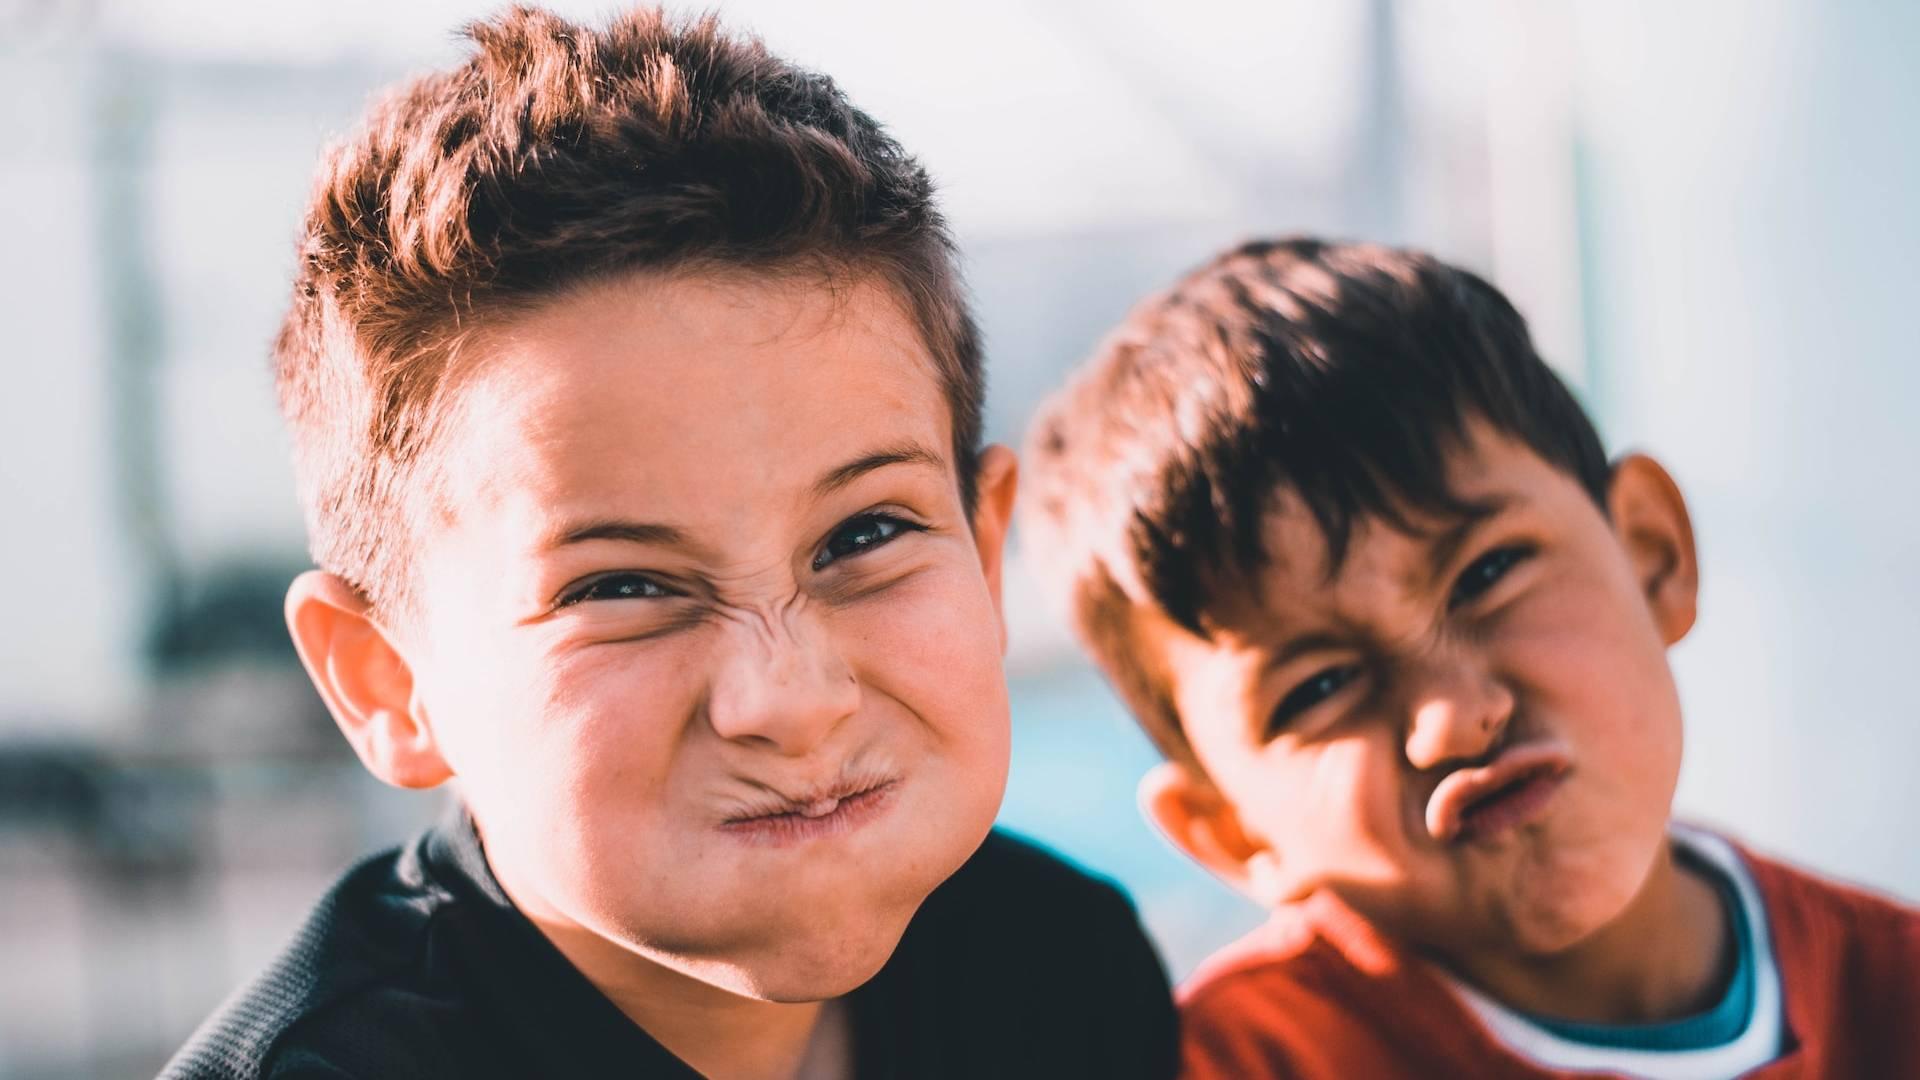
[537, 442, 948, 553]
[811, 441, 947, 499]
[1259, 630, 1354, 676]
[1420, 494, 1518, 592]
[1257, 494, 1522, 672]
[541, 519, 688, 551]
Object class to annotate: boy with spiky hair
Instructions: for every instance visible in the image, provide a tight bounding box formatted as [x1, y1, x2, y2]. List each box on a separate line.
[1021, 238, 1919, 1078]
[162, 8, 1176, 1079]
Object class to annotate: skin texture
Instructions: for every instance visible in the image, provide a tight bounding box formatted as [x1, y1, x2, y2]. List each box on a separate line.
[284, 271, 1017, 1080]
[1139, 424, 1732, 1024]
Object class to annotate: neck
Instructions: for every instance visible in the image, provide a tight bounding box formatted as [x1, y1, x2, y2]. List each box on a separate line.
[476, 830, 852, 1080]
[470, 817, 855, 1079]
[1447, 841, 1733, 1024]
[533, 914, 851, 1079]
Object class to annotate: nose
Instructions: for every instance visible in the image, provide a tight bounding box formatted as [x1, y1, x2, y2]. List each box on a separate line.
[1400, 646, 1515, 772]
[704, 604, 860, 755]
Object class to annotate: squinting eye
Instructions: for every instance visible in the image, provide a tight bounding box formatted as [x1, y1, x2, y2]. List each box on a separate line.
[1449, 545, 1535, 608]
[559, 573, 673, 608]
[1268, 665, 1362, 736]
[813, 513, 922, 571]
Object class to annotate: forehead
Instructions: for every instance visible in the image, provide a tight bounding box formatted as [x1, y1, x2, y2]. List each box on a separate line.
[431, 270, 954, 535]
[1198, 428, 1581, 637]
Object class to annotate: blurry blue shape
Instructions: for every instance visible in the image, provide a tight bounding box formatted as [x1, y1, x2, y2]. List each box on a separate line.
[999, 663, 1263, 979]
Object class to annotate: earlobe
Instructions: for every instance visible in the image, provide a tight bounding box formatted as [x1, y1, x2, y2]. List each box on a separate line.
[1139, 761, 1286, 903]
[1606, 455, 1699, 645]
[284, 571, 452, 790]
[968, 445, 1020, 647]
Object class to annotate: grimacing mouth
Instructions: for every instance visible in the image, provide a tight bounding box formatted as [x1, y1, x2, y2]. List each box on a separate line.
[719, 762, 902, 826]
[1424, 740, 1574, 843]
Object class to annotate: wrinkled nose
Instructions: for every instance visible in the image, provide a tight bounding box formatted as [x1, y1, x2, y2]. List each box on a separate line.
[704, 607, 859, 755]
[1401, 650, 1515, 771]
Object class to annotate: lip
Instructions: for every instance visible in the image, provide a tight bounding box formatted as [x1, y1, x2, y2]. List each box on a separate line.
[1425, 742, 1572, 844]
[718, 778, 901, 847]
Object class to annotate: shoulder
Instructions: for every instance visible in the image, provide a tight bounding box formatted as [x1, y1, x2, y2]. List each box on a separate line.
[1738, 843, 1920, 990]
[1177, 913, 1344, 1054]
[1720, 838, 1920, 1074]
[903, 828, 1179, 1079]
[1181, 888, 1405, 1014]
[936, 828, 1130, 909]
[918, 828, 1152, 965]
[1742, 844, 1920, 936]
[1176, 900, 1479, 1080]
[159, 834, 470, 1080]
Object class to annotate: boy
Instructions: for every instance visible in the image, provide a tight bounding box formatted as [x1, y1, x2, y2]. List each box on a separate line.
[163, 8, 1177, 1079]
[1020, 238, 1920, 1078]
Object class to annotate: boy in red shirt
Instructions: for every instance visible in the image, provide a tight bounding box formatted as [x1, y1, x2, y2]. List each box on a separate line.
[1021, 238, 1919, 1078]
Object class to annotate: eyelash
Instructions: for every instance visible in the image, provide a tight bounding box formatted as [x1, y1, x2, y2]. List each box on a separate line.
[556, 512, 925, 608]
[1264, 544, 1537, 735]
[1268, 665, 1363, 735]
[1448, 544, 1536, 609]
[556, 573, 675, 608]
[811, 512, 925, 571]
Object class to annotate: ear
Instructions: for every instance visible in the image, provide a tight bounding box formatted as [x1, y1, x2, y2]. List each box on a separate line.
[1606, 454, 1699, 645]
[284, 571, 452, 789]
[968, 444, 1020, 649]
[1139, 761, 1292, 905]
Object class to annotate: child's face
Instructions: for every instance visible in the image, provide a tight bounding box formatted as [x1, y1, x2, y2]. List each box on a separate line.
[342, 272, 1013, 1000]
[1140, 424, 1698, 963]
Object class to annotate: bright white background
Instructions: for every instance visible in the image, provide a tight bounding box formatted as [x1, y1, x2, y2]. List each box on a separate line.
[1, 2, 1916, 1076]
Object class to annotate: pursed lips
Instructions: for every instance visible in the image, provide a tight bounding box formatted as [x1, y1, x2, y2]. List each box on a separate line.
[716, 768, 903, 845]
[726, 772, 895, 819]
[1424, 741, 1574, 844]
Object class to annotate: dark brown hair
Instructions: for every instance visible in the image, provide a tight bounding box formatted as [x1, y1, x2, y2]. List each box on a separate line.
[1021, 238, 1609, 762]
[275, 5, 982, 616]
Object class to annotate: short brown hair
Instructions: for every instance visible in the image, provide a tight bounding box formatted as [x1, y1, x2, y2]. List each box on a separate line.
[1020, 238, 1608, 762]
[275, 5, 982, 616]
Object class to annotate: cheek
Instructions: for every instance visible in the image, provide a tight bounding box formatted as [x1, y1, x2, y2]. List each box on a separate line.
[1296, 736, 1417, 873]
[1219, 733, 1412, 890]
[838, 562, 1010, 753]
[542, 641, 697, 777]
[1500, 572, 1682, 768]
[428, 629, 694, 842]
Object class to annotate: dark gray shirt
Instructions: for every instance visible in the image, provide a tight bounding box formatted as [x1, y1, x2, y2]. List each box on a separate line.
[161, 805, 1178, 1079]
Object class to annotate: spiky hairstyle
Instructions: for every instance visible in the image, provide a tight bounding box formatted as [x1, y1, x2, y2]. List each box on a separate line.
[275, 5, 982, 615]
[1021, 238, 1608, 761]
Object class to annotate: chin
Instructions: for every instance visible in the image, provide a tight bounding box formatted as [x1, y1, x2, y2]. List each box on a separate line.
[1506, 838, 1656, 956]
[752, 957, 891, 1003]
[1505, 895, 1617, 956]
[724, 916, 909, 1002]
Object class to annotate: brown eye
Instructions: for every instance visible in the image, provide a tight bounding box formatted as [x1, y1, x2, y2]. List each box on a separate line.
[559, 573, 672, 608]
[1449, 545, 1534, 609]
[812, 513, 922, 571]
[1268, 665, 1362, 736]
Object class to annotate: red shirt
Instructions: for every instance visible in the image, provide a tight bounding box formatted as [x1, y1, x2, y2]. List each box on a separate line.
[1179, 846, 1920, 1079]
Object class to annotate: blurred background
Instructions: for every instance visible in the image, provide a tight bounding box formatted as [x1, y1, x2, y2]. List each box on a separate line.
[2, 0, 1916, 1075]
